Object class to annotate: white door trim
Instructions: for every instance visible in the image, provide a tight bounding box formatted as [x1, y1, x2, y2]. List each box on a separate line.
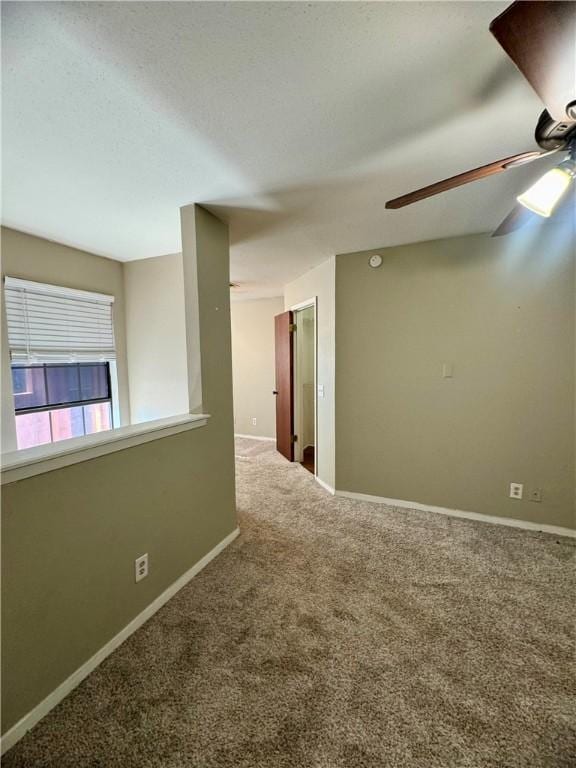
[290, 298, 316, 312]
[315, 476, 335, 495]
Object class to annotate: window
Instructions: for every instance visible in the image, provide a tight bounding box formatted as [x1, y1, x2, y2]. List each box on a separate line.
[4, 277, 117, 450]
[12, 363, 113, 449]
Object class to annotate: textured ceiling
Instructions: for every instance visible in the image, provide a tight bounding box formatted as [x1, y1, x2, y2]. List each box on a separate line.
[2, 2, 551, 298]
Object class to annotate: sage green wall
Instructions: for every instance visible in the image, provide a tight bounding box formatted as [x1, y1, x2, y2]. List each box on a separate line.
[124, 252, 189, 423]
[336, 227, 575, 530]
[230, 297, 284, 438]
[0, 227, 131, 431]
[1, 207, 237, 733]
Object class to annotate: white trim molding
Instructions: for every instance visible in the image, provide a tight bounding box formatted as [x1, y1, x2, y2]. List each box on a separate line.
[0, 526, 240, 756]
[1, 413, 210, 485]
[315, 476, 335, 495]
[335, 490, 576, 538]
[234, 433, 276, 442]
[289, 297, 316, 312]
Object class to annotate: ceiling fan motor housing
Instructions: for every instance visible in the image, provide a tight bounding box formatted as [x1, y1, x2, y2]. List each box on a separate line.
[535, 109, 576, 151]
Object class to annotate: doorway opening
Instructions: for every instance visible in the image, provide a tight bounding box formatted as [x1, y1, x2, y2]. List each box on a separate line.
[273, 299, 317, 475]
[293, 304, 316, 474]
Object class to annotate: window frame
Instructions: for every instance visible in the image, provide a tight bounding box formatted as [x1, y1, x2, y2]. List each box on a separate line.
[11, 362, 113, 416]
[12, 362, 117, 450]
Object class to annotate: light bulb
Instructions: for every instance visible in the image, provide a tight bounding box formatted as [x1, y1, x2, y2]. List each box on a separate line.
[517, 166, 573, 217]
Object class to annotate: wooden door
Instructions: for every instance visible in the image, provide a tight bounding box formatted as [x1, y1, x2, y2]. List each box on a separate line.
[274, 311, 294, 461]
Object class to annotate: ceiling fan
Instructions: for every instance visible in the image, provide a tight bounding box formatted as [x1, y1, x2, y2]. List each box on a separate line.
[385, 1, 576, 236]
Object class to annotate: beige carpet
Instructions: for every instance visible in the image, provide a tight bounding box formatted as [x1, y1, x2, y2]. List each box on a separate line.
[4, 438, 575, 767]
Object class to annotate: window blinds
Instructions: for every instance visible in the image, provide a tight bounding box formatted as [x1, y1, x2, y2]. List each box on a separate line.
[4, 277, 116, 363]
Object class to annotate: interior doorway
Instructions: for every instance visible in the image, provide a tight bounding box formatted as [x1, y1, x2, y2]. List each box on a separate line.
[273, 299, 317, 474]
[293, 303, 316, 474]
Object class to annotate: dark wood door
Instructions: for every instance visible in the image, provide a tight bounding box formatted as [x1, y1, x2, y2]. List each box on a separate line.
[274, 311, 294, 461]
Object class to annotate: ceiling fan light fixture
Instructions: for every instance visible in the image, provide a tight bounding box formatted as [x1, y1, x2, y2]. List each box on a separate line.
[516, 163, 574, 218]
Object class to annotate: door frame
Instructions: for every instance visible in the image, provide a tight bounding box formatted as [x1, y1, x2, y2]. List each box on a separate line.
[274, 310, 295, 461]
[290, 297, 318, 476]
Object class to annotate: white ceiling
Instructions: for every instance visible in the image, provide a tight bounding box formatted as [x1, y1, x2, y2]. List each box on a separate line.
[3, 1, 551, 299]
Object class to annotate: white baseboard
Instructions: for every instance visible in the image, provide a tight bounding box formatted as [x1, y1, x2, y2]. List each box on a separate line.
[1, 527, 240, 756]
[315, 476, 335, 495]
[335, 491, 576, 538]
[234, 433, 276, 442]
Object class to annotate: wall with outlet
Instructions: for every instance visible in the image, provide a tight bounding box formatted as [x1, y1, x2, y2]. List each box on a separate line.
[1, 206, 238, 734]
[230, 296, 284, 438]
[335, 225, 575, 529]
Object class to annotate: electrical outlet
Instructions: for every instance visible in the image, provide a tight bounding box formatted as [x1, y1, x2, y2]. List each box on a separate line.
[529, 488, 542, 503]
[135, 553, 148, 582]
[252, 417, 257, 426]
[509, 483, 523, 500]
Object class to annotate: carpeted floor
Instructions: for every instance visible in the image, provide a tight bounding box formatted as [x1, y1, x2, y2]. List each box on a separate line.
[4, 438, 575, 767]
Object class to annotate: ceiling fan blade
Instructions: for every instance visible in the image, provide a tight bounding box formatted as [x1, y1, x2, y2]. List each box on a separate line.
[491, 204, 536, 237]
[490, 1, 576, 122]
[385, 151, 545, 210]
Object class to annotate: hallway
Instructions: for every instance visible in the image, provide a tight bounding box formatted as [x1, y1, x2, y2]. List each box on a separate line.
[5, 438, 575, 767]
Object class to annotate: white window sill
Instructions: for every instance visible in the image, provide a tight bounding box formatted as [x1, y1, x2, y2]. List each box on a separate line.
[1, 413, 210, 485]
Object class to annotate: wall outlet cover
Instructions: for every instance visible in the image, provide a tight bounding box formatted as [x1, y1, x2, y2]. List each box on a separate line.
[135, 553, 149, 583]
[529, 488, 542, 503]
[509, 483, 523, 500]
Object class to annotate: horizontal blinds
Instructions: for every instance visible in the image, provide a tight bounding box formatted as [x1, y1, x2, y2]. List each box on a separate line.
[4, 277, 116, 363]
